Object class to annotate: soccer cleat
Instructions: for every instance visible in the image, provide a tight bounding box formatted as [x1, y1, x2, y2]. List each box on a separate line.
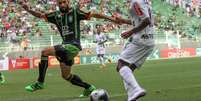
[79, 85, 96, 97]
[0, 75, 5, 84]
[25, 82, 44, 92]
[130, 89, 146, 101]
[107, 58, 112, 63]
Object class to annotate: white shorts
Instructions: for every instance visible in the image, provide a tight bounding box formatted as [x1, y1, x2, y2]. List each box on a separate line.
[96, 46, 105, 55]
[119, 43, 154, 68]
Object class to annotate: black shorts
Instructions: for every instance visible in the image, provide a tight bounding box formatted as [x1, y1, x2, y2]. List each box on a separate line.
[54, 44, 80, 66]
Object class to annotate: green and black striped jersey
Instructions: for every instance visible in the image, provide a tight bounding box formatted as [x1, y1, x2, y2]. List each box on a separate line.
[44, 7, 90, 49]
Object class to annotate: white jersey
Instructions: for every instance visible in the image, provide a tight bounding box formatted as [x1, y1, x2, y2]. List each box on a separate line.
[129, 0, 155, 46]
[95, 33, 107, 54]
[95, 33, 107, 47]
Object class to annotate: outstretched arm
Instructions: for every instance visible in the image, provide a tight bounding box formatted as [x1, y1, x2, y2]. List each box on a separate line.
[89, 12, 114, 21]
[89, 12, 133, 25]
[88, 12, 122, 24]
[115, 17, 132, 25]
[78, 9, 127, 24]
[18, 0, 45, 19]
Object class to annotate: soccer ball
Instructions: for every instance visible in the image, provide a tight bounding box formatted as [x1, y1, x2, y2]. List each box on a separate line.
[90, 89, 109, 101]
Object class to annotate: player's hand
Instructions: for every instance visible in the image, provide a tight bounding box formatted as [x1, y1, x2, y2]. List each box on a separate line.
[121, 29, 133, 39]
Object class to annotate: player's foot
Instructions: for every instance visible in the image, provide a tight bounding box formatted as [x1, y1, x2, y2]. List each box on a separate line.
[107, 58, 112, 63]
[0, 75, 5, 84]
[79, 85, 96, 97]
[25, 82, 44, 92]
[130, 89, 146, 101]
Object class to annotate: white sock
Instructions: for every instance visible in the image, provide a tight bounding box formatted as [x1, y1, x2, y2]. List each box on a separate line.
[100, 57, 105, 65]
[123, 80, 134, 100]
[98, 57, 102, 64]
[119, 66, 141, 100]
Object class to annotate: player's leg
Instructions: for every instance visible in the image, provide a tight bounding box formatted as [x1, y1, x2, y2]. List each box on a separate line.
[117, 59, 145, 101]
[101, 47, 106, 66]
[0, 72, 5, 84]
[96, 47, 103, 66]
[97, 54, 101, 64]
[100, 54, 106, 67]
[98, 54, 106, 68]
[99, 47, 106, 68]
[60, 62, 96, 97]
[25, 46, 56, 92]
[117, 44, 153, 101]
[55, 44, 96, 97]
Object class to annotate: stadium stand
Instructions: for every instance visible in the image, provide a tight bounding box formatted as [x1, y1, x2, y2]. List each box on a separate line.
[0, 0, 201, 57]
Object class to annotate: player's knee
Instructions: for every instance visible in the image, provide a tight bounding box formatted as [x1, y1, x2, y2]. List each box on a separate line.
[116, 59, 137, 72]
[116, 60, 122, 72]
[61, 73, 72, 80]
[61, 74, 67, 80]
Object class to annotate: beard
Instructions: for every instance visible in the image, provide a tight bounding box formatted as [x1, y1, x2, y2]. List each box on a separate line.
[59, 7, 68, 13]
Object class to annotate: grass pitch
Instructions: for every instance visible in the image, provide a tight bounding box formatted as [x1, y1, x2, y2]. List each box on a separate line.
[1, 57, 201, 101]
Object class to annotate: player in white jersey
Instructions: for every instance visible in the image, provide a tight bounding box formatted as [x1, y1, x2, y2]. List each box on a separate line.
[94, 25, 108, 68]
[115, 0, 155, 101]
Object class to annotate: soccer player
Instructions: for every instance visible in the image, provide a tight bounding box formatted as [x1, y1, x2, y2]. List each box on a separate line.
[115, 0, 155, 101]
[94, 25, 108, 68]
[18, 0, 118, 97]
[0, 72, 5, 84]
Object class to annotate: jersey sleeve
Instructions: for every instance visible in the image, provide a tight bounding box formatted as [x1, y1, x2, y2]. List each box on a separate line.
[131, 1, 149, 19]
[43, 12, 57, 24]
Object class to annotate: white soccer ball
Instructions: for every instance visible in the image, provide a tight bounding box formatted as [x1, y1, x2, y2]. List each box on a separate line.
[90, 89, 109, 101]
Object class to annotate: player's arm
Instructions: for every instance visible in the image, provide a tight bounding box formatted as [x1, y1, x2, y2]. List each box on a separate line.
[129, 17, 151, 34]
[99, 35, 108, 45]
[18, 0, 46, 19]
[77, 9, 121, 24]
[88, 12, 120, 23]
[121, 2, 151, 39]
[114, 17, 132, 25]
[98, 39, 107, 45]
[121, 17, 150, 39]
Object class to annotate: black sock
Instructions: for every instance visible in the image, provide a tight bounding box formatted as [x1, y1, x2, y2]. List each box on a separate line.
[0, 72, 3, 80]
[0, 72, 2, 79]
[37, 56, 48, 83]
[68, 74, 91, 89]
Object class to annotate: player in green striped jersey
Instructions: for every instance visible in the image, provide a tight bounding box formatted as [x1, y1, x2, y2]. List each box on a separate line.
[18, 0, 119, 97]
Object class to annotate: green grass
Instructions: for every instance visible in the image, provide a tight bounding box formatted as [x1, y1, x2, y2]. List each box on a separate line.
[1, 57, 201, 101]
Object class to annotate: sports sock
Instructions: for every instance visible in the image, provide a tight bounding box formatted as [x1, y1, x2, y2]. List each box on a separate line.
[100, 56, 105, 65]
[123, 80, 132, 100]
[119, 66, 141, 99]
[68, 74, 91, 89]
[98, 57, 102, 64]
[37, 56, 48, 83]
